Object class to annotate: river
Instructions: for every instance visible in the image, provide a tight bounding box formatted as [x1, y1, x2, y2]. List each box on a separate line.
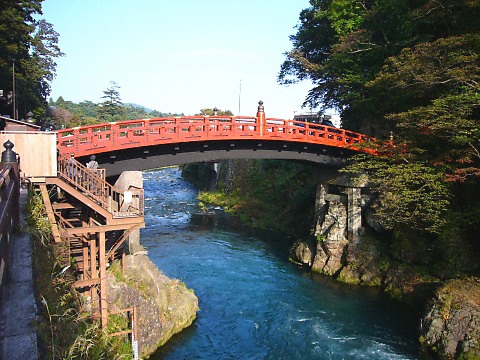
[140, 167, 423, 359]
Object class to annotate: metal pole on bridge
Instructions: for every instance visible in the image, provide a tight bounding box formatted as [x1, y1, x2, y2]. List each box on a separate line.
[257, 100, 265, 137]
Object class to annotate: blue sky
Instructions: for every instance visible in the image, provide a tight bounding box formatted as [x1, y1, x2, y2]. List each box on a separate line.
[41, 0, 317, 118]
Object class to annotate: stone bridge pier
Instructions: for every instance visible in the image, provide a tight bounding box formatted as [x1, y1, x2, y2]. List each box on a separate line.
[292, 180, 374, 278]
[315, 184, 363, 243]
[113, 171, 145, 254]
[312, 183, 369, 275]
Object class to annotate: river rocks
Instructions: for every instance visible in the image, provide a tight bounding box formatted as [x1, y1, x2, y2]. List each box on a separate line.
[289, 239, 315, 267]
[107, 254, 198, 358]
[420, 277, 480, 359]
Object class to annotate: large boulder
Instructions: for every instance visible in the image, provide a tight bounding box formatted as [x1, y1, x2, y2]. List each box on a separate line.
[289, 239, 316, 267]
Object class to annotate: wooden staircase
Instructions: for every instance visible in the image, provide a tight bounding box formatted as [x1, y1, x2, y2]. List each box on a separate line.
[37, 155, 145, 328]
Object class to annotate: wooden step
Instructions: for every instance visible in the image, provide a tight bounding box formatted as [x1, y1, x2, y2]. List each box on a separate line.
[52, 202, 75, 210]
[74, 278, 100, 288]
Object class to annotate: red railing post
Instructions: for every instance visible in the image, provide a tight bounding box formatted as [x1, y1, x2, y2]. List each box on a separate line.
[257, 100, 265, 137]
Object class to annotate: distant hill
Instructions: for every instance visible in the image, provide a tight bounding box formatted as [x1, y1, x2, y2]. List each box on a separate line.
[125, 103, 154, 114]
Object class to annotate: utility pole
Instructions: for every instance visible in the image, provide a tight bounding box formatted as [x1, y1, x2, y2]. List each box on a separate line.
[238, 79, 242, 115]
[12, 62, 16, 119]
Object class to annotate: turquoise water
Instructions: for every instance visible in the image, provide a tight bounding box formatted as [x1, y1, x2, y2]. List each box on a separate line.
[141, 167, 422, 360]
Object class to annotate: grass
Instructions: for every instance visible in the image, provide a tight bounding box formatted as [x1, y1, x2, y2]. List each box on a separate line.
[197, 190, 244, 213]
[109, 259, 149, 297]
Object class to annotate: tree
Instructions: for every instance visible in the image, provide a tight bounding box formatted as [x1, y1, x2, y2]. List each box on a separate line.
[197, 108, 233, 116]
[0, 1, 63, 120]
[123, 104, 148, 120]
[279, 0, 480, 133]
[30, 19, 64, 99]
[98, 81, 123, 119]
[281, 0, 480, 240]
[369, 34, 480, 181]
[51, 106, 74, 129]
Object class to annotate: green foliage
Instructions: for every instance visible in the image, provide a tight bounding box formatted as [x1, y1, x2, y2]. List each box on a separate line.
[343, 155, 450, 233]
[197, 190, 257, 216]
[48, 93, 186, 128]
[326, 0, 364, 36]
[282, 1, 480, 267]
[98, 81, 124, 120]
[26, 187, 51, 245]
[280, 0, 480, 132]
[108, 259, 148, 297]
[181, 162, 217, 190]
[107, 313, 130, 335]
[316, 234, 327, 243]
[370, 34, 480, 181]
[66, 321, 133, 360]
[0, 1, 64, 120]
[194, 160, 317, 237]
[197, 108, 233, 116]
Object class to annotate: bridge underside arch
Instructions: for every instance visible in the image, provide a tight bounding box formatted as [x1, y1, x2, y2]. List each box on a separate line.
[77, 139, 357, 179]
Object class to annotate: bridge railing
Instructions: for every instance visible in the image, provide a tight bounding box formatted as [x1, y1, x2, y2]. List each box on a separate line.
[56, 114, 375, 157]
[57, 154, 144, 218]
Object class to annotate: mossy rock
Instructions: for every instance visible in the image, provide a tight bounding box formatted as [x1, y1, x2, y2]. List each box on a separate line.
[337, 266, 361, 285]
[420, 277, 480, 359]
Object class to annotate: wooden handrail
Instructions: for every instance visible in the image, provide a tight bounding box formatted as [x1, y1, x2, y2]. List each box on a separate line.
[106, 225, 137, 260]
[0, 164, 12, 187]
[57, 154, 144, 217]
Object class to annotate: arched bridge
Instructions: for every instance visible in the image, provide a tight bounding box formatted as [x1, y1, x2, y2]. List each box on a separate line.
[56, 103, 375, 177]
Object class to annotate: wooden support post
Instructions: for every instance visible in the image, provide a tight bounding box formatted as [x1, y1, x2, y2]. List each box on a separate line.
[99, 231, 108, 328]
[90, 236, 98, 319]
[83, 242, 89, 279]
[133, 306, 138, 342]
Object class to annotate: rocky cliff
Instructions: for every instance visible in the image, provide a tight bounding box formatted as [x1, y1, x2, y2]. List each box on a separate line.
[107, 254, 198, 358]
[290, 182, 437, 299]
[420, 278, 480, 359]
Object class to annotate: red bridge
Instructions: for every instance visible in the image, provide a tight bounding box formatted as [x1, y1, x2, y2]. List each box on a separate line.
[56, 102, 375, 177]
[0, 102, 376, 337]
